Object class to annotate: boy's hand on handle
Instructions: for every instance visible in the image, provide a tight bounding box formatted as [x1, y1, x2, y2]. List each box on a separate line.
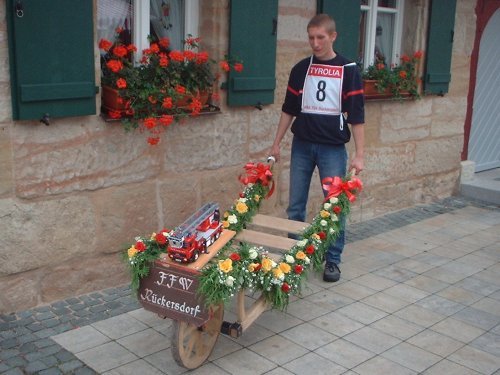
[269, 144, 281, 163]
[349, 156, 364, 175]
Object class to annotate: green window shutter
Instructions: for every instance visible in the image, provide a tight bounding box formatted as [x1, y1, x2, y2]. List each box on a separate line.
[227, 0, 278, 107]
[6, 0, 96, 121]
[424, 0, 457, 95]
[317, 0, 361, 62]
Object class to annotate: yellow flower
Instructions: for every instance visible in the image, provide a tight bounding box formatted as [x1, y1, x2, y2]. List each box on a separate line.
[272, 267, 284, 279]
[218, 259, 233, 273]
[254, 195, 261, 202]
[312, 233, 320, 240]
[236, 201, 248, 214]
[261, 257, 274, 272]
[279, 262, 291, 274]
[248, 262, 259, 272]
[150, 232, 156, 240]
[127, 246, 138, 259]
[224, 211, 229, 218]
[295, 251, 306, 260]
[222, 220, 230, 229]
[320, 210, 330, 218]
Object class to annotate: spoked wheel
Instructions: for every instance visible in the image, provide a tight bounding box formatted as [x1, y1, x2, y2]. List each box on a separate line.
[171, 303, 224, 369]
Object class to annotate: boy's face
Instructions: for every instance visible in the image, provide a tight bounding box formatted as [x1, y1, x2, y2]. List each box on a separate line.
[307, 26, 337, 60]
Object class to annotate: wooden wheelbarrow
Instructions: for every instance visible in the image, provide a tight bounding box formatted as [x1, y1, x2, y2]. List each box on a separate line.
[137, 213, 306, 369]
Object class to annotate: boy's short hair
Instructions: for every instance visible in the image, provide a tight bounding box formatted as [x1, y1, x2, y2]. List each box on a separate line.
[307, 14, 336, 34]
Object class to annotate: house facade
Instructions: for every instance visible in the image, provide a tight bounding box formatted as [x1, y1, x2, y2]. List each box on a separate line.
[0, 0, 481, 313]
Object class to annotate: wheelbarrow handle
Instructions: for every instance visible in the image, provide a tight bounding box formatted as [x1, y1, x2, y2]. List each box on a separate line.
[267, 156, 276, 167]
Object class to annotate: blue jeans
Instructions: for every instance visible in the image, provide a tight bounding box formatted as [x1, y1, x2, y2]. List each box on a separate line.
[287, 137, 347, 264]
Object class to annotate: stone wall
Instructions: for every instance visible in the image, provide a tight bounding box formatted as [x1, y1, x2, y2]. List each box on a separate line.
[0, 0, 475, 313]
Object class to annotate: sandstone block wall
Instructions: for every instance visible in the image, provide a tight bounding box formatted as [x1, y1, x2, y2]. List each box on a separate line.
[0, 0, 475, 313]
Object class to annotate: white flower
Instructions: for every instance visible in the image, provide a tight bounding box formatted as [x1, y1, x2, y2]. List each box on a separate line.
[285, 254, 295, 264]
[329, 197, 339, 204]
[323, 202, 332, 210]
[228, 214, 238, 224]
[238, 197, 247, 203]
[320, 220, 328, 227]
[331, 214, 339, 222]
[304, 256, 310, 265]
[296, 239, 307, 247]
[248, 247, 259, 260]
[225, 276, 235, 287]
[329, 228, 335, 234]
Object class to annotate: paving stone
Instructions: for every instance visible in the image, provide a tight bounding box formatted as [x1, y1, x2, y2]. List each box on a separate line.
[452, 306, 500, 330]
[0, 349, 20, 361]
[58, 359, 84, 373]
[3, 368, 26, 375]
[6, 356, 28, 368]
[39, 368, 63, 375]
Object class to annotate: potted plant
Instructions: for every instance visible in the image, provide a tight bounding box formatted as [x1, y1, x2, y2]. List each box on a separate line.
[362, 50, 423, 99]
[99, 31, 243, 145]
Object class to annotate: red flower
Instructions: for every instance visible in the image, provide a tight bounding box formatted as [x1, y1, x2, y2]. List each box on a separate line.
[106, 60, 123, 73]
[127, 44, 137, 53]
[162, 97, 173, 109]
[318, 232, 326, 240]
[149, 43, 160, 54]
[233, 63, 244, 72]
[159, 115, 174, 127]
[115, 27, 123, 34]
[116, 78, 127, 89]
[305, 245, 315, 255]
[175, 85, 186, 94]
[143, 117, 157, 129]
[108, 110, 122, 119]
[376, 63, 385, 70]
[159, 53, 169, 67]
[399, 71, 407, 79]
[169, 50, 184, 62]
[294, 265, 303, 274]
[155, 232, 167, 244]
[281, 283, 291, 293]
[148, 96, 158, 104]
[229, 253, 241, 261]
[196, 51, 209, 65]
[189, 98, 202, 116]
[333, 206, 342, 214]
[401, 54, 411, 63]
[158, 37, 170, 49]
[147, 137, 160, 145]
[184, 50, 196, 61]
[219, 61, 230, 72]
[135, 241, 146, 252]
[98, 38, 113, 51]
[112, 45, 128, 58]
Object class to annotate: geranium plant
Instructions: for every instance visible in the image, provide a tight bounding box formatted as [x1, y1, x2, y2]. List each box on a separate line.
[99, 30, 243, 145]
[362, 50, 423, 99]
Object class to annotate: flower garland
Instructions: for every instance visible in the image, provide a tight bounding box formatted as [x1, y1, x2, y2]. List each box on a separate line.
[123, 161, 362, 311]
[198, 164, 363, 310]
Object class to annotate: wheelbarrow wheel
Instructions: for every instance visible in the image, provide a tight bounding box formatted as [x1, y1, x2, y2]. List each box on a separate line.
[171, 303, 224, 369]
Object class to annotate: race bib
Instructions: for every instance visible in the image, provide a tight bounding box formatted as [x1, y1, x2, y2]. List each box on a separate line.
[301, 63, 343, 115]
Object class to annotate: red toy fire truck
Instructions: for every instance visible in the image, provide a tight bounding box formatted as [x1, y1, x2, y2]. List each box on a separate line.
[167, 202, 223, 263]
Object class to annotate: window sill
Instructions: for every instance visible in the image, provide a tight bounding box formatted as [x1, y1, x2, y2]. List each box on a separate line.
[100, 104, 222, 122]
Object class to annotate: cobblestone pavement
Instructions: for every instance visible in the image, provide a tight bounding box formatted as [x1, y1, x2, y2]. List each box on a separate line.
[1, 196, 499, 374]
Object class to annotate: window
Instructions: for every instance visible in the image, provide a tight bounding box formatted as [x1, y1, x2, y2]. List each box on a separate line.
[97, 0, 199, 58]
[359, 0, 404, 69]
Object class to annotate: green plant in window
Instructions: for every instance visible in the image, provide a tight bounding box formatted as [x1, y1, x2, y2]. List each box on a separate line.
[362, 51, 423, 99]
[99, 31, 243, 145]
